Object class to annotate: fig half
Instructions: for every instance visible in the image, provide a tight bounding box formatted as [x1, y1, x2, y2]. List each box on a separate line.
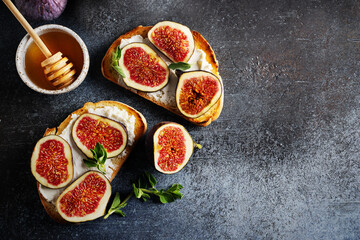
[72, 113, 127, 158]
[31, 135, 73, 189]
[146, 122, 195, 174]
[119, 43, 169, 92]
[148, 21, 195, 63]
[176, 71, 222, 118]
[56, 171, 111, 222]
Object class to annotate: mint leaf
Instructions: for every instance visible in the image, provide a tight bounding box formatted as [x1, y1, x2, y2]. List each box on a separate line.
[169, 62, 191, 70]
[113, 65, 126, 78]
[168, 184, 183, 192]
[138, 174, 148, 189]
[171, 191, 183, 199]
[101, 147, 107, 164]
[110, 192, 121, 209]
[90, 149, 97, 159]
[158, 192, 175, 203]
[146, 172, 157, 188]
[133, 183, 141, 198]
[83, 159, 97, 168]
[111, 46, 126, 78]
[194, 142, 202, 149]
[114, 209, 125, 217]
[112, 45, 121, 62]
[104, 192, 131, 219]
[98, 164, 106, 174]
[141, 193, 150, 202]
[94, 142, 101, 153]
[83, 142, 108, 174]
[104, 173, 184, 220]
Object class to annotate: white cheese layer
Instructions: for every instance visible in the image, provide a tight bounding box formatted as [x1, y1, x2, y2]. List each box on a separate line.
[39, 106, 136, 205]
[118, 35, 213, 107]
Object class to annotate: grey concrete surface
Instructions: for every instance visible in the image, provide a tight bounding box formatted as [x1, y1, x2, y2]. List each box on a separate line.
[0, 0, 359, 239]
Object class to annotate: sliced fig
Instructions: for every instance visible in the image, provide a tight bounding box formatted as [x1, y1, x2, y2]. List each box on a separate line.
[31, 135, 73, 189]
[146, 122, 195, 174]
[119, 42, 169, 92]
[176, 71, 222, 118]
[148, 21, 195, 63]
[72, 113, 127, 158]
[56, 171, 111, 222]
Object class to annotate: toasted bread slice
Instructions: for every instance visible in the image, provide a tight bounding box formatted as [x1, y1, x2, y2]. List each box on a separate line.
[101, 25, 223, 127]
[36, 101, 147, 223]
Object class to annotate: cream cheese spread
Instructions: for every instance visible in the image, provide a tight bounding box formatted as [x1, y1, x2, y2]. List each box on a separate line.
[118, 35, 213, 107]
[39, 106, 136, 204]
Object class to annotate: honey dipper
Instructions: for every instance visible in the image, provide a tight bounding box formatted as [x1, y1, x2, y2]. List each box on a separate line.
[3, 0, 76, 88]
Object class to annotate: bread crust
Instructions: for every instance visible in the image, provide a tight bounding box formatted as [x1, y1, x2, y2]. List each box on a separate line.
[37, 100, 147, 223]
[101, 26, 223, 126]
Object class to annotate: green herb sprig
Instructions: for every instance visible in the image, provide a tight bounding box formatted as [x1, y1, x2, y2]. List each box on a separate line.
[104, 192, 130, 219]
[112, 45, 126, 78]
[104, 172, 184, 219]
[132, 172, 183, 203]
[168, 62, 191, 71]
[83, 142, 108, 174]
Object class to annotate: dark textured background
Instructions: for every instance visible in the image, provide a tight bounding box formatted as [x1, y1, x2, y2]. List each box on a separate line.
[1, 0, 359, 239]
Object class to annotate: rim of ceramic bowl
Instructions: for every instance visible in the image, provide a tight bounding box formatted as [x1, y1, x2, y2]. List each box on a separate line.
[16, 24, 90, 95]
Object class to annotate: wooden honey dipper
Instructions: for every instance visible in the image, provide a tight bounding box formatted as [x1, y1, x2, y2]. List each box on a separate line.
[3, 0, 76, 88]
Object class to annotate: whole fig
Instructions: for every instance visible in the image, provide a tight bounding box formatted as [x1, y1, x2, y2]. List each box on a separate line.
[15, 0, 67, 20]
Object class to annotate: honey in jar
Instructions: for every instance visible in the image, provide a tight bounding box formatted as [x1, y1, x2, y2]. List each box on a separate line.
[25, 31, 84, 90]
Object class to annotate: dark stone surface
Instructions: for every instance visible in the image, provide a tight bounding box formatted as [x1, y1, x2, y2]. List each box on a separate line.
[0, 0, 359, 239]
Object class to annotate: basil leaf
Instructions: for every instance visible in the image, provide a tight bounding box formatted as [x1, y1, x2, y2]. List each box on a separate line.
[168, 62, 191, 70]
[83, 159, 98, 168]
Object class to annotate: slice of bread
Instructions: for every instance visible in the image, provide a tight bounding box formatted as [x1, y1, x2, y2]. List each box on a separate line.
[36, 100, 147, 223]
[101, 25, 224, 127]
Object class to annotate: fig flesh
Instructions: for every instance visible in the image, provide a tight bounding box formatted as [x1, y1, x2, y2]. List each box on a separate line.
[176, 71, 222, 118]
[119, 43, 169, 92]
[31, 135, 73, 189]
[146, 122, 194, 174]
[72, 113, 127, 159]
[148, 21, 195, 63]
[56, 171, 111, 222]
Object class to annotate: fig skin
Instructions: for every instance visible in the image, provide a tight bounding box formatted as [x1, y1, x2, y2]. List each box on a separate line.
[148, 21, 195, 63]
[176, 70, 223, 119]
[146, 122, 194, 174]
[31, 135, 73, 189]
[119, 43, 170, 92]
[15, 0, 67, 20]
[56, 171, 111, 223]
[72, 113, 128, 159]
